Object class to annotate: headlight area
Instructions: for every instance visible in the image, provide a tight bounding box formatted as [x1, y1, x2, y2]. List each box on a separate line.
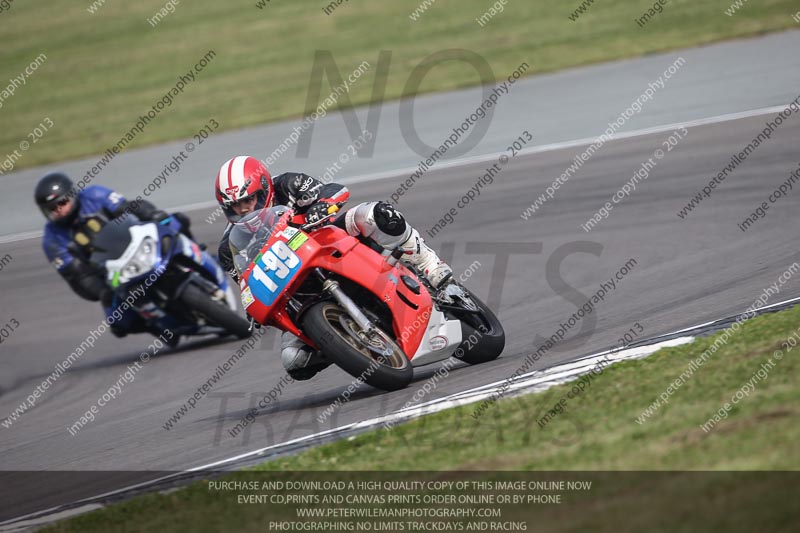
[121, 237, 158, 282]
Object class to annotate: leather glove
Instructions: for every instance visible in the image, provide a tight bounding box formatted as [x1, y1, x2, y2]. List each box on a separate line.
[173, 211, 191, 227]
[151, 210, 170, 222]
[172, 211, 195, 239]
[305, 202, 331, 225]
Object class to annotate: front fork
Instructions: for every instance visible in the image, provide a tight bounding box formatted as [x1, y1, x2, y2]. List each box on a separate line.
[314, 268, 375, 337]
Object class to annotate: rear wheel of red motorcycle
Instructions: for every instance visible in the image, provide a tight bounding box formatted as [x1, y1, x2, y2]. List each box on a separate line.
[452, 288, 505, 365]
[303, 302, 413, 392]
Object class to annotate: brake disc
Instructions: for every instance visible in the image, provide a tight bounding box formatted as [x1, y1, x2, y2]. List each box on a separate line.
[338, 314, 393, 358]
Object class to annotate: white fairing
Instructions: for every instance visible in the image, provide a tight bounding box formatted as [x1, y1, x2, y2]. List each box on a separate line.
[409, 308, 463, 367]
[104, 223, 159, 283]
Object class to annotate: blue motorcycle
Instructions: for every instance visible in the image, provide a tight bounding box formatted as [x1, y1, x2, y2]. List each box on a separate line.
[89, 214, 251, 343]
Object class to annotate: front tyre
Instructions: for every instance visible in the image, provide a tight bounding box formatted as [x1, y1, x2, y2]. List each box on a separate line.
[179, 284, 251, 339]
[303, 302, 413, 392]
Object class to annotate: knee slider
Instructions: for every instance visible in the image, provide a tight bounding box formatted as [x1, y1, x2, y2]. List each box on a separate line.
[373, 202, 407, 237]
[345, 201, 410, 248]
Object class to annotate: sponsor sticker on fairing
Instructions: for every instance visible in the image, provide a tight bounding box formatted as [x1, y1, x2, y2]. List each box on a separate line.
[240, 286, 255, 308]
[287, 232, 308, 251]
[429, 336, 448, 350]
[281, 227, 299, 240]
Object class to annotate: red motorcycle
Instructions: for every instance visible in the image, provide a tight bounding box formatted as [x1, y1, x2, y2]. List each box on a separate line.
[229, 206, 505, 391]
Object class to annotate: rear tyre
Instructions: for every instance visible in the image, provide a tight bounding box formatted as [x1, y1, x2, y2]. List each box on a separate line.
[451, 288, 505, 365]
[303, 302, 413, 391]
[179, 284, 251, 339]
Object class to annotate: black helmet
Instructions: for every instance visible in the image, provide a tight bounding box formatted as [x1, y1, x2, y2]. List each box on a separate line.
[34, 172, 79, 225]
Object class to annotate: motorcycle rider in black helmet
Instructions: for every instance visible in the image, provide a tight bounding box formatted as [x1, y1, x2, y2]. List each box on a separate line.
[35, 172, 191, 341]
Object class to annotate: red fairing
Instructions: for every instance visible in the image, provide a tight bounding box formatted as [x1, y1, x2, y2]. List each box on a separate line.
[240, 212, 431, 358]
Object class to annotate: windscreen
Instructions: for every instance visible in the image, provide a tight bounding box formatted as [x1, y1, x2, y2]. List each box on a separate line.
[229, 206, 288, 275]
[90, 214, 139, 265]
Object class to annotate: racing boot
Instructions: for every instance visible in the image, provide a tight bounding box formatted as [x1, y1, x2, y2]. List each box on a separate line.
[281, 332, 330, 381]
[398, 228, 453, 289]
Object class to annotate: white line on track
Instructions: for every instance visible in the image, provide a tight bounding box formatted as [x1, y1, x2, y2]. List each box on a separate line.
[4, 292, 800, 530]
[186, 337, 694, 471]
[0, 334, 696, 532]
[92, 295, 800, 475]
[0, 103, 791, 245]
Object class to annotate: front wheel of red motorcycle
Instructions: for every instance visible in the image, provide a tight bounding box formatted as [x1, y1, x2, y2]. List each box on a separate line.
[303, 301, 413, 392]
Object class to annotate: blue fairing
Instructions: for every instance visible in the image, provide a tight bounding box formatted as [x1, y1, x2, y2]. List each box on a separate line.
[157, 216, 230, 293]
[105, 216, 233, 337]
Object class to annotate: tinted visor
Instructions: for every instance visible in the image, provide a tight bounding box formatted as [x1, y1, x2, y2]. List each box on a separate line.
[45, 197, 70, 212]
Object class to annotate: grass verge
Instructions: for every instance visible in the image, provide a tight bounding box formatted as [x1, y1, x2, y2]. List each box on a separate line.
[1, 0, 798, 169]
[42, 304, 800, 531]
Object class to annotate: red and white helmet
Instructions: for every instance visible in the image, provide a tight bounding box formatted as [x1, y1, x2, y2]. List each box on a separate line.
[214, 155, 273, 222]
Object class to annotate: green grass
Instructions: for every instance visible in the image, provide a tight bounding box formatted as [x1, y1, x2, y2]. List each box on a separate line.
[1, 0, 798, 170]
[43, 305, 800, 531]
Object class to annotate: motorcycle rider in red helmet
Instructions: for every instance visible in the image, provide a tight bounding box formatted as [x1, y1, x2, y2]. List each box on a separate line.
[214, 155, 453, 380]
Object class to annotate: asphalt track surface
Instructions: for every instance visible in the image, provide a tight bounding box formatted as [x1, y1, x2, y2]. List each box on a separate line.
[2, 32, 800, 521]
[2, 30, 800, 236]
